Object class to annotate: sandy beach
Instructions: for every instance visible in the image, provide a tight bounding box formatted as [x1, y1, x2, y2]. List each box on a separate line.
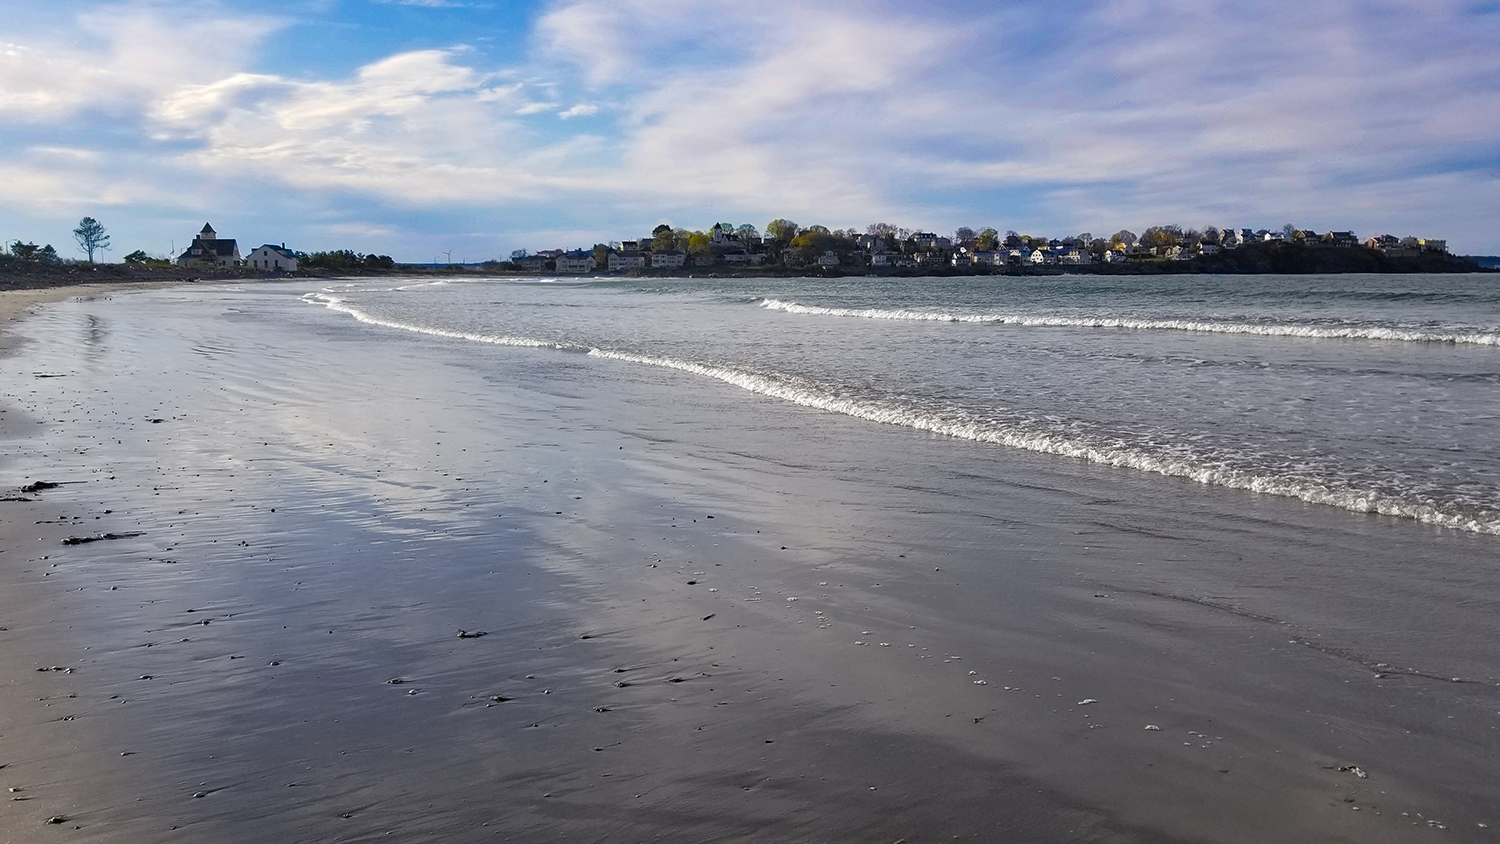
[1, 281, 1497, 843]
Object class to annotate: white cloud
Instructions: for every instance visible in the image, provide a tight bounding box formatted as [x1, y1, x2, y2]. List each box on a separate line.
[2, 0, 1498, 254]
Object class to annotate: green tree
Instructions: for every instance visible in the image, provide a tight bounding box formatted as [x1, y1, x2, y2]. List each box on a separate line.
[8, 241, 41, 260]
[954, 226, 976, 243]
[765, 219, 799, 243]
[686, 233, 712, 255]
[72, 216, 110, 263]
[652, 223, 673, 237]
[38, 244, 60, 263]
[652, 229, 676, 252]
[123, 249, 150, 265]
[1109, 230, 1137, 247]
[975, 228, 999, 251]
[736, 223, 759, 239]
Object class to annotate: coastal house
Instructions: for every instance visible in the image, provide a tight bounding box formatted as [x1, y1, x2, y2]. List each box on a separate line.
[1419, 238, 1448, 253]
[871, 252, 893, 267]
[1059, 249, 1093, 265]
[556, 251, 597, 273]
[176, 223, 241, 267]
[817, 251, 840, 267]
[608, 251, 647, 271]
[893, 255, 918, 269]
[1029, 249, 1055, 265]
[516, 255, 549, 272]
[246, 243, 298, 272]
[1102, 249, 1127, 264]
[950, 253, 973, 268]
[1199, 242, 1221, 256]
[1322, 231, 1358, 248]
[650, 251, 686, 269]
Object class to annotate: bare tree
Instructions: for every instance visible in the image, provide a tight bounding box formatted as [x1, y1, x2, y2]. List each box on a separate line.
[73, 217, 111, 263]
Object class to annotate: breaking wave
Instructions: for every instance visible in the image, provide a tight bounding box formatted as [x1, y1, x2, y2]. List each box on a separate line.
[304, 293, 578, 350]
[308, 292, 1500, 536]
[759, 299, 1500, 345]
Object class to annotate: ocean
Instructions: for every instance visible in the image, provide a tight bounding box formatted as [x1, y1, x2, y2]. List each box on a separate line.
[310, 272, 1500, 535]
[4, 273, 1499, 840]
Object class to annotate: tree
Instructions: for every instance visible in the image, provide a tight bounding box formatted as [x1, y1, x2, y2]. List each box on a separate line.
[954, 226, 976, 244]
[1141, 225, 1183, 249]
[72, 217, 110, 263]
[1281, 223, 1296, 238]
[765, 219, 799, 243]
[975, 228, 999, 251]
[686, 233, 712, 255]
[1110, 230, 1137, 247]
[652, 229, 676, 252]
[736, 223, 759, 239]
[652, 223, 673, 237]
[592, 243, 611, 267]
[8, 241, 40, 260]
[123, 249, 150, 265]
[510, 249, 529, 260]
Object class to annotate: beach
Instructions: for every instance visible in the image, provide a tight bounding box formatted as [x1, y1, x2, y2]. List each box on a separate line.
[1, 278, 1497, 842]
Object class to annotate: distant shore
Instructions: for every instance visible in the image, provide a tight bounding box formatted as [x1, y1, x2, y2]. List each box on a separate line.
[2, 242, 1492, 294]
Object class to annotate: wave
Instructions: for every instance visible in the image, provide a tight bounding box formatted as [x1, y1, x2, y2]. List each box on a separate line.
[306, 293, 1500, 536]
[303, 293, 578, 350]
[759, 299, 1500, 346]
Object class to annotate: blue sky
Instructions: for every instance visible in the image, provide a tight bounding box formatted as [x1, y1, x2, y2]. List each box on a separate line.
[2, 0, 1498, 261]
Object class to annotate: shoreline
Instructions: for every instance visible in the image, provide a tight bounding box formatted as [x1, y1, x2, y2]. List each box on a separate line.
[2, 282, 1497, 841]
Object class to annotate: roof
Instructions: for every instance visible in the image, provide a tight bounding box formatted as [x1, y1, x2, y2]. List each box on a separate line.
[200, 223, 216, 235]
[253, 244, 294, 258]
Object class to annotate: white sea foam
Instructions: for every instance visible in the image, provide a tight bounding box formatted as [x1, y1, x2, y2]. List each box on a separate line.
[588, 349, 1500, 536]
[306, 292, 1500, 536]
[303, 293, 576, 350]
[760, 299, 1500, 345]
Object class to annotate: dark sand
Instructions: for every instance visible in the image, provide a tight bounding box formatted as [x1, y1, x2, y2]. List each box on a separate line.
[1, 283, 1497, 842]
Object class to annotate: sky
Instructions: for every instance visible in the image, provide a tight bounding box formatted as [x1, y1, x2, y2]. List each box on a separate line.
[1, 0, 1498, 262]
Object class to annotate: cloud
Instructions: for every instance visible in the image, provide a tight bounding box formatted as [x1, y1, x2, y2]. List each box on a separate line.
[0, 5, 278, 120]
[1, 0, 1498, 257]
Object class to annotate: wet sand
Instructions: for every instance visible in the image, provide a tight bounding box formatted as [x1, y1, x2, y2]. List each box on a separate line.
[1, 283, 1497, 842]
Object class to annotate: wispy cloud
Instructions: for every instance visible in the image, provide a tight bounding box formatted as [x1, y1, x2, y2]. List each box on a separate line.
[0, 0, 1497, 258]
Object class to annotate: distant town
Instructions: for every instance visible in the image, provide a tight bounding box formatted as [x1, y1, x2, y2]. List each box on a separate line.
[3, 218, 1490, 282]
[501, 222, 1458, 274]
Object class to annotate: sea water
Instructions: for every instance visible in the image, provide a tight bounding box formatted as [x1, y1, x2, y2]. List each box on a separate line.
[307, 273, 1500, 535]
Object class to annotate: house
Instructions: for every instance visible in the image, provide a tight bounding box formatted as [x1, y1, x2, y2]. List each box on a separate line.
[1163, 245, 1187, 260]
[1418, 238, 1448, 253]
[1059, 249, 1093, 265]
[950, 253, 973, 268]
[650, 251, 686, 269]
[608, 251, 647, 271]
[972, 251, 1004, 267]
[817, 251, 840, 267]
[1029, 249, 1054, 265]
[176, 223, 241, 267]
[710, 224, 742, 248]
[893, 255, 918, 269]
[1199, 242, 1221, 256]
[1322, 231, 1358, 248]
[871, 252, 893, 267]
[556, 251, 597, 273]
[247, 243, 298, 272]
[517, 255, 549, 273]
[1102, 249, 1128, 264]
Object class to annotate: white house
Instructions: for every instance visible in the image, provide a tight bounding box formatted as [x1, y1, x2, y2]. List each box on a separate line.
[871, 252, 893, 267]
[1059, 249, 1093, 265]
[817, 251, 840, 267]
[176, 223, 241, 267]
[1102, 249, 1127, 263]
[556, 251, 597, 273]
[608, 251, 647, 271]
[650, 251, 686, 269]
[1200, 242, 1221, 256]
[1029, 249, 1054, 265]
[247, 243, 298, 272]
